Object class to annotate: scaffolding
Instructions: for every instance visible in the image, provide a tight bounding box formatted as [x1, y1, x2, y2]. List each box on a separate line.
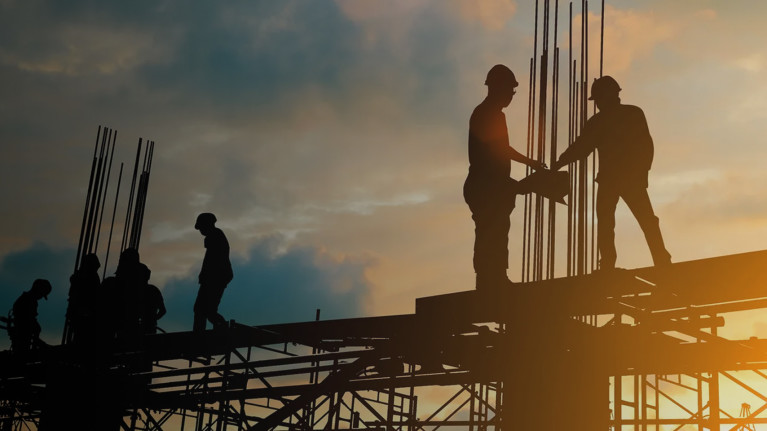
[2, 250, 767, 430]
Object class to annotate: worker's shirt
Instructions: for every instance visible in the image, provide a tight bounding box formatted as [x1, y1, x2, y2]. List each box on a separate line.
[13, 291, 38, 326]
[199, 228, 233, 285]
[68, 269, 100, 318]
[559, 104, 654, 188]
[467, 100, 511, 184]
[140, 284, 165, 323]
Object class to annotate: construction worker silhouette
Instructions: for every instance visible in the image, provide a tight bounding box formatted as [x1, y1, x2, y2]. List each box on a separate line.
[137, 263, 166, 334]
[10, 279, 52, 352]
[193, 213, 233, 332]
[464, 64, 546, 290]
[67, 253, 101, 343]
[102, 248, 143, 341]
[552, 76, 671, 269]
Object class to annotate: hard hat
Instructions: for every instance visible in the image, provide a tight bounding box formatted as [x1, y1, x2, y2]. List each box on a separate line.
[485, 64, 519, 88]
[82, 253, 101, 271]
[195, 212, 217, 230]
[589, 75, 621, 100]
[32, 279, 52, 300]
[119, 248, 140, 266]
[115, 248, 140, 277]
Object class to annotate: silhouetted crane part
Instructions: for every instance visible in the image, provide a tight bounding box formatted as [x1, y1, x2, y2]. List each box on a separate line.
[8, 252, 767, 430]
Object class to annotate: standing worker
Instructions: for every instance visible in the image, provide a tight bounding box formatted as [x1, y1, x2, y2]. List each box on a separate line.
[464, 64, 546, 291]
[67, 253, 101, 344]
[137, 263, 166, 335]
[103, 247, 143, 342]
[193, 213, 233, 332]
[10, 279, 52, 352]
[552, 76, 671, 270]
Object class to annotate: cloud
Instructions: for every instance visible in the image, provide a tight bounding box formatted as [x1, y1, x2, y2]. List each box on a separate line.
[335, 0, 517, 32]
[0, 25, 169, 76]
[651, 170, 767, 261]
[0, 0, 467, 272]
[734, 53, 765, 74]
[1, 0, 502, 327]
[161, 235, 374, 331]
[568, 5, 676, 75]
[0, 1, 175, 77]
[664, 172, 767, 226]
[450, 0, 517, 31]
[334, 0, 428, 22]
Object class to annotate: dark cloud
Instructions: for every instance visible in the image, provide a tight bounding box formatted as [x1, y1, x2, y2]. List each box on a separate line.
[138, 3, 358, 113]
[0, 0, 471, 121]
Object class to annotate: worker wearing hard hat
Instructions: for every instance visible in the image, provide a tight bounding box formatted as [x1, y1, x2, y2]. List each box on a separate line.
[552, 76, 671, 270]
[10, 279, 52, 352]
[193, 212, 233, 332]
[464, 64, 546, 291]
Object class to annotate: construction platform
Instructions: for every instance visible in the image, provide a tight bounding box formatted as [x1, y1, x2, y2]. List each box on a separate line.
[2, 250, 767, 430]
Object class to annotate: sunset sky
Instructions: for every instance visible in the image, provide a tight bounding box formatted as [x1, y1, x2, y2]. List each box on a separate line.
[2, 0, 767, 348]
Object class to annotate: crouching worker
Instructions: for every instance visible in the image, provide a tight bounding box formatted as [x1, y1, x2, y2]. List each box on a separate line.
[10, 279, 52, 353]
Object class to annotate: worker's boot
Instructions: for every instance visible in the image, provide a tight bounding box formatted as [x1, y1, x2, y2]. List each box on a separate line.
[651, 249, 672, 268]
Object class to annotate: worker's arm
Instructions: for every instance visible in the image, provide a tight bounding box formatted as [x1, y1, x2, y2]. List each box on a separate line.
[156, 303, 166, 320]
[552, 126, 597, 171]
[156, 287, 167, 320]
[506, 146, 547, 171]
[634, 108, 654, 172]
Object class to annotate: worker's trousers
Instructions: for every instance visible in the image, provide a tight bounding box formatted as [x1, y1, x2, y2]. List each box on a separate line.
[193, 282, 228, 331]
[464, 178, 517, 285]
[596, 184, 671, 269]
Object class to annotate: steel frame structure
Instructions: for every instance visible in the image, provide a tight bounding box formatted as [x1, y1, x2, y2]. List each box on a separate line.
[3, 250, 767, 430]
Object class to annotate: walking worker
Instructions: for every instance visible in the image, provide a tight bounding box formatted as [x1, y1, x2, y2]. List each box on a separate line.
[552, 76, 671, 270]
[10, 279, 52, 352]
[193, 213, 233, 332]
[464, 64, 546, 291]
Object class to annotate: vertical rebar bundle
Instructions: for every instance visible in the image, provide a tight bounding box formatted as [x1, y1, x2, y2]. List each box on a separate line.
[63, 127, 156, 345]
[121, 138, 154, 253]
[65, 126, 118, 344]
[122, 139, 154, 252]
[522, 0, 605, 281]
